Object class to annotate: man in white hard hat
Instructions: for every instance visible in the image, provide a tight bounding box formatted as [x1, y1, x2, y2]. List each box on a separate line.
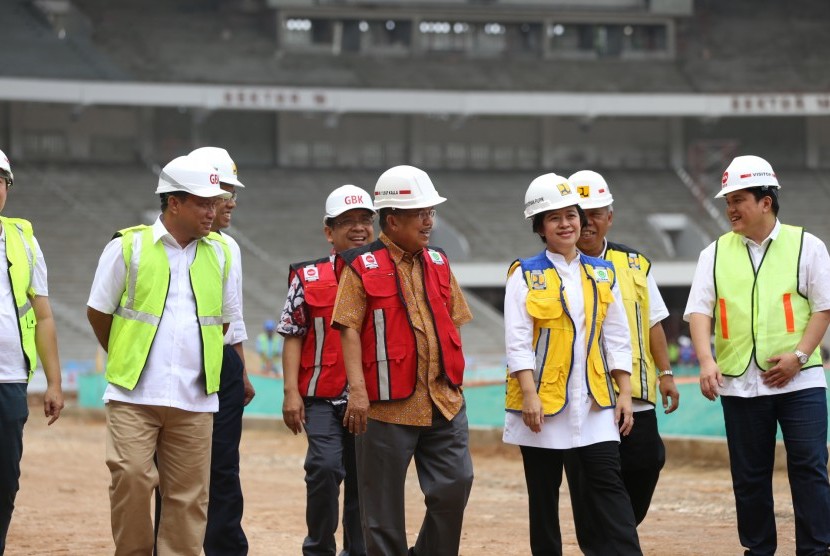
[186, 146, 255, 556]
[0, 149, 64, 554]
[87, 156, 239, 556]
[564, 169, 680, 553]
[685, 155, 830, 555]
[279, 184, 374, 556]
[332, 165, 474, 556]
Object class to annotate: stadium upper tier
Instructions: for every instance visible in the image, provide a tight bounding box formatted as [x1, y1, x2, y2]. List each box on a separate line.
[3, 0, 829, 93]
[11, 163, 830, 363]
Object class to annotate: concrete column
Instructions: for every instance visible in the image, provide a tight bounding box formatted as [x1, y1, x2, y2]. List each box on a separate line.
[668, 117, 684, 168]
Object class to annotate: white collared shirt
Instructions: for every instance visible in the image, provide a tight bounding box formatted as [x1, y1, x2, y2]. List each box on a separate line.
[220, 231, 248, 346]
[503, 250, 632, 449]
[87, 217, 241, 412]
[684, 220, 830, 398]
[0, 225, 48, 383]
[599, 240, 670, 412]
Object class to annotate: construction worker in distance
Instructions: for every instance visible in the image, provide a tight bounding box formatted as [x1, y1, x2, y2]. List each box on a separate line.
[503, 173, 641, 556]
[279, 184, 374, 556]
[188, 146, 255, 555]
[332, 165, 474, 556]
[87, 156, 239, 556]
[256, 319, 282, 376]
[563, 170, 680, 552]
[0, 149, 64, 555]
[685, 155, 830, 555]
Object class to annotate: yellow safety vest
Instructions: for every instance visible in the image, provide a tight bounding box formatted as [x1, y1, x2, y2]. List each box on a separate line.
[605, 243, 656, 405]
[106, 225, 230, 393]
[713, 225, 821, 376]
[0, 216, 38, 378]
[505, 251, 619, 416]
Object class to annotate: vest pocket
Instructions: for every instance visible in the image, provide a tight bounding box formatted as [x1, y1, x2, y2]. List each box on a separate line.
[596, 283, 615, 321]
[526, 290, 564, 326]
[364, 272, 399, 308]
[304, 282, 337, 308]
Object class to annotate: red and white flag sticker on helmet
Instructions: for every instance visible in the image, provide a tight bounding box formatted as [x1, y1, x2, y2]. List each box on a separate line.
[303, 265, 320, 282]
[594, 268, 611, 283]
[361, 253, 379, 269]
[428, 249, 444, 265]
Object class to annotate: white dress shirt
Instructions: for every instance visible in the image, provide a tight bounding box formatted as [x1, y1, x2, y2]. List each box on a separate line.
[684, 220, 830, 398]
[503, 250, 632, 449]
[0, 225, 48, 383]
[87, 217, 241, 412]
[599, 240, 670, 412]
[220, 232, 248, 346]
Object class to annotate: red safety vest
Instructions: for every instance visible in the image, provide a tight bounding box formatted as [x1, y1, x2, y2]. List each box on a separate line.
[290, 256, 346, 399]
[342, 240, 465, 402]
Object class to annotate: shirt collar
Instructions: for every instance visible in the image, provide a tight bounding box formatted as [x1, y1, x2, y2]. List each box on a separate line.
[380, 232, 409, 263]
[545, 249, 580, 266]
[739, 219, 781, 248]
[152, 215, 212, 247]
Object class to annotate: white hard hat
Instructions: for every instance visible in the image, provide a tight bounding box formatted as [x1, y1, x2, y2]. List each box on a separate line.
[373, 165, 446, 210]
[716, 155, 779, 199]
[570, 170, 613, 210]
[325, 184, 375, 220]
[188, 146, 244, 188]
[0, 149, 13, 187]
[524, 173, 581, 219]
[155, 156, 231, 199]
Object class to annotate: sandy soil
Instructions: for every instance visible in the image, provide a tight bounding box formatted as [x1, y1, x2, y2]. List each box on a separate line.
[6, 399, 798, 556]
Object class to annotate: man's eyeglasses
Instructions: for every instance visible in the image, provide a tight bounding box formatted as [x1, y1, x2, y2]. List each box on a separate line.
[395, 208, 436, 221]
[333, 216, 375, 228]
[221, 191, 238, 202]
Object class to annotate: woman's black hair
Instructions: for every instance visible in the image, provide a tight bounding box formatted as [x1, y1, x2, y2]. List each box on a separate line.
[531, 205, 587, 244]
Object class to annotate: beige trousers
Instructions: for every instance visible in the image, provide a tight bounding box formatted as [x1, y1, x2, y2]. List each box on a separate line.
[106, 401, 213, 556]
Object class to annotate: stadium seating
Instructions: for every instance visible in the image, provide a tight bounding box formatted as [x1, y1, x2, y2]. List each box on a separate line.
[11, 163, 742, 364]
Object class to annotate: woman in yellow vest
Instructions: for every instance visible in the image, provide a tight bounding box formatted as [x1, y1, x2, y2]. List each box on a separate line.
[503, 173, 642, 555]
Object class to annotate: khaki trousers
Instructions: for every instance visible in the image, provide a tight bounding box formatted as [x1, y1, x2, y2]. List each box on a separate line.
[106, 401, 213, 556]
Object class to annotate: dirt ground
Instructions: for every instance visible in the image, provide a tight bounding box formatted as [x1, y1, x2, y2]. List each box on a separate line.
[6, 399, 799, 556]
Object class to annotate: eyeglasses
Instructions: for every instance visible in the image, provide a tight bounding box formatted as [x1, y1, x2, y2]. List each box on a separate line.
[221, 191, 238, 201]
[395, 208, 436, 221]
[333, 216, 375, 228]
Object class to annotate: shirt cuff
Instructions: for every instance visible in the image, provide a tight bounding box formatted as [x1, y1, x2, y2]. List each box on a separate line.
[506, 354, 537, 374]
[605, 351, 632, 373]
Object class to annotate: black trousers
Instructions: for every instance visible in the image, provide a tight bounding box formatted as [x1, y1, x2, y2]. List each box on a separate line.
[0, 384, 27, 556]
[566, 408, 665, 552]
[522, 442, 641, 556]
[154, 345, 248, 556]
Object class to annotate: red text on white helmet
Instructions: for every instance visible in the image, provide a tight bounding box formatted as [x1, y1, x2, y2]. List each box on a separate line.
[716, 155, 780, 199]
[373, 165, 446, 210]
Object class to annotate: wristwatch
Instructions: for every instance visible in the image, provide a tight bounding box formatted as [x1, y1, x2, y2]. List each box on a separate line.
[657, 369, 673, 379]
[794, 350, 809, 365]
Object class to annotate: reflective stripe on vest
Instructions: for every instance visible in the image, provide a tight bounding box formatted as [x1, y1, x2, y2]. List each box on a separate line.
[106, 226, 229, 393]
[713, 225, 821, 376]
[291, 257, 347, 399]
[504, 251, 617, 416]
[605, 246, 656, 405]
[1, 216, 38, 376]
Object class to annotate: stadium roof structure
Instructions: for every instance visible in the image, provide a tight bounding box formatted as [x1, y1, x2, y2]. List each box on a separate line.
[3, 0, 830, 94]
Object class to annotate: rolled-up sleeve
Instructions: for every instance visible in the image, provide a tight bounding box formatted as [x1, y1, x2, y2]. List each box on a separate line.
[683, 242, 717, 321]
[504, 269, 536, 374]
[331, 266, 366, 331]
[87, 238, 127, 314]
[601, 280, 632, 373]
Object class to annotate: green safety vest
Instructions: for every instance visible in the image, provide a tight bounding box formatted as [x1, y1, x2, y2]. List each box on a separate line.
[106, 225, 230, 393]
[605, 244, 657, 405]
[0, 216, 38, 379]
[713, 225, 821, 376]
